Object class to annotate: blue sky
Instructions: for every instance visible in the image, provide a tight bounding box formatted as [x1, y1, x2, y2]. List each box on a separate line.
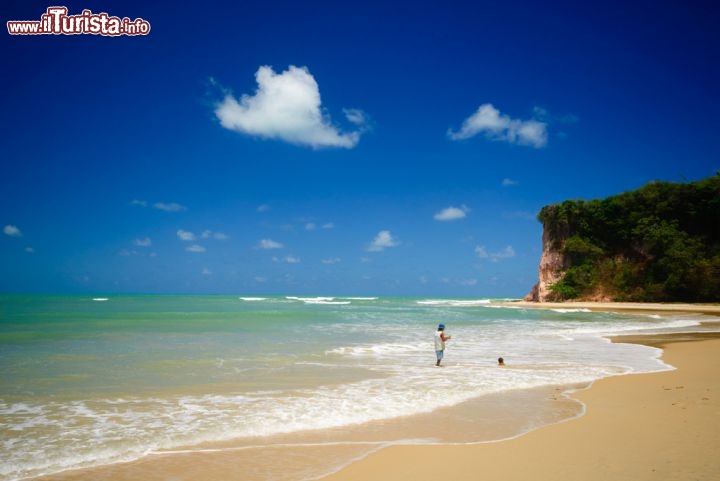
[1, 0, 718, 296]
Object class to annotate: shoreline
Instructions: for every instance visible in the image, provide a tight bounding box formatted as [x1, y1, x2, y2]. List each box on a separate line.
[503, 300, 720, 316]
[319, 331, 720, 481]
[26, 302, 720, 481]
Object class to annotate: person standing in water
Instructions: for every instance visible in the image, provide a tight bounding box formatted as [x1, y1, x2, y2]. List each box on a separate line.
[434, 323, 452, 366]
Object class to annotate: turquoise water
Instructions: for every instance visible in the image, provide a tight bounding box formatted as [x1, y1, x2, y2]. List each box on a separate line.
[0, 294, 706, 480]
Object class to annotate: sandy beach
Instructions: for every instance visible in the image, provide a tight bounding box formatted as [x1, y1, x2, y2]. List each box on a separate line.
[320, 332, 720, 481]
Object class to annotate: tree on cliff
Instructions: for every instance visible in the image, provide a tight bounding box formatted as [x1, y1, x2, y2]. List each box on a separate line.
[534, 173, 720, 302]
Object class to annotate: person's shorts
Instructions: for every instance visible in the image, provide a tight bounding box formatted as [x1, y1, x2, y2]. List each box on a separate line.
[435, 350, 444, 360]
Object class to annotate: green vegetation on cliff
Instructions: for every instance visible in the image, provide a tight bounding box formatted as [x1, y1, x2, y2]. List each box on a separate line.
[538, 173, 720, 302]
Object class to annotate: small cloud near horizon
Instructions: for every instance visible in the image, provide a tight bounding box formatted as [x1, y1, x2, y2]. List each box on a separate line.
[154, 202, 188, 212]
[258, 239, 284, 249]
[201, 230, 229, 240]
[214, 65, 367, 149]
[3, 225, 22, 237]
[502, 178, 519, 187]
[434, 205, 470, 221]
[475, 245, 516, 262]
[273, 255, 301, 264]
[177, 230, 196, 241]
[367, 230, 399, 252]
[134, 237, 152, 247]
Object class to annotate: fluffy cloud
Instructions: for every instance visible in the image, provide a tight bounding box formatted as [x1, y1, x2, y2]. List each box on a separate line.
[214, 65, 365, 149]
[367, 230, 399, 252]
[186, 244, 206, 253]
[3, 225, 22, 237]
[434, 205, 469, 221]
[258, 239, 284, 249]
[448, 103, 547, 148]
[475, 245, 516, 262]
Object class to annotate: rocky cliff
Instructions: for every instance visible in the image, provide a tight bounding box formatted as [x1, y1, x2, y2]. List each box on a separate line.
[524, 227, 567, 302]
[524, 174, 720, 303]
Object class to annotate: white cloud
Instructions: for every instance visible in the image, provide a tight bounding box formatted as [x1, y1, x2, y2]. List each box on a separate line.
[502, 178, 519, 187]
[475, 245, 516, 262]
[343, 108, 367, 126]
[3, 225, 22, 237]
[202, 268, 212, 276]
[131, 199, 148, 207]
[186, 244, 206, 253]
[434, 205, 469, 221]
[134, 237, 152, 247]
[273, 255, 301, 264]
[460, 278, 478, 286]
[154, 202, 188, 212]
[322, 257, 341, 264]
[304, 221, 334, 231]
[259, 239, 284, 249]
[367, 230, 399, 252]
[448, 103, 548, 148]
[177, 230, 196, 241]
[214, 65, 365, 149]
[25, 246, 35, 253]
[201, 230, 229, 240]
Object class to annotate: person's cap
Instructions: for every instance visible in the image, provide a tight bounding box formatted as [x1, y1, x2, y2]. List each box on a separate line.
[438, 323, 445, 329]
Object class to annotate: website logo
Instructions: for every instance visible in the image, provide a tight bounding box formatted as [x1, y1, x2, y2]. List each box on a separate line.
[7, 7, 151, 36]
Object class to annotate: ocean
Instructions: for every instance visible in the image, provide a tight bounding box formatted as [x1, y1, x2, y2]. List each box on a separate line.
[0, 294, 710, 481]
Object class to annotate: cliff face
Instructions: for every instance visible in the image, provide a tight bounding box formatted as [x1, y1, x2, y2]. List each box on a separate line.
[525, 174, 720, 303]
[525, 227, 568, 302]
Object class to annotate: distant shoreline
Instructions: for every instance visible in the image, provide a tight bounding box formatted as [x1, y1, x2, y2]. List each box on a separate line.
[504, 300, 720, 316]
